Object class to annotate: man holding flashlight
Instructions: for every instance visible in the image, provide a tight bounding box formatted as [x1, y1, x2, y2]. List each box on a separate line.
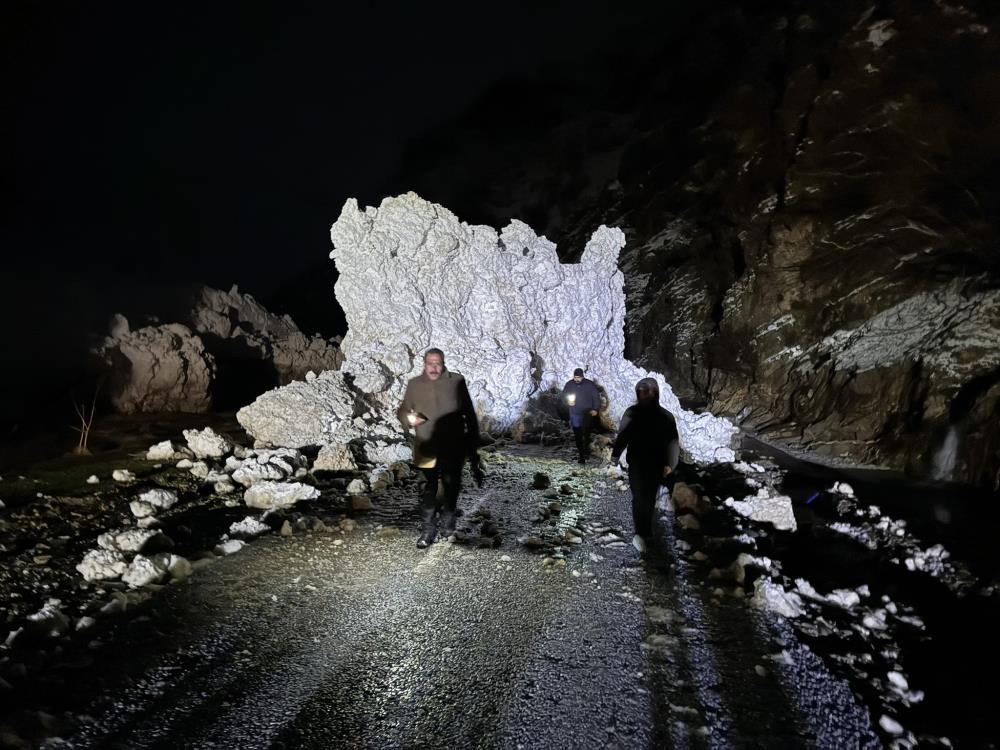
[561, 367, 601, 464]
[397, 348, 484, 548]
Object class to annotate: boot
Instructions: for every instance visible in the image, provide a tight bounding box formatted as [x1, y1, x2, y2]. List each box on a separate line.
[417, 505, 438, 548]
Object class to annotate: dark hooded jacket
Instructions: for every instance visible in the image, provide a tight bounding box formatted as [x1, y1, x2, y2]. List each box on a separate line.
[397, 369, 480, 468]
[611, 401, 680, 476]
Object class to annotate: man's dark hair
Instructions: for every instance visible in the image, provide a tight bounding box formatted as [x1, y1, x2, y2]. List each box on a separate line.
[424, 347, 445, 361]
[635, 377, 660, 402]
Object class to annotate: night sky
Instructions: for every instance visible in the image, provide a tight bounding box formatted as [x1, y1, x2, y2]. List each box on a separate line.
[6, 2, 685, 424]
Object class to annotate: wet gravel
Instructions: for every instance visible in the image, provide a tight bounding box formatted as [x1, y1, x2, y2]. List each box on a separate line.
[15, 444, 881, 749]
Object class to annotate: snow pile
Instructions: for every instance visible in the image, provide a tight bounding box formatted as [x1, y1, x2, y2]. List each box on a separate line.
[724, 488, 797, 531]
[238, 193, 736, 463]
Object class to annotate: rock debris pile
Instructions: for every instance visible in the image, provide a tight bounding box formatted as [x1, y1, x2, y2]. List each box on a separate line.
[239, 193, 737, 465]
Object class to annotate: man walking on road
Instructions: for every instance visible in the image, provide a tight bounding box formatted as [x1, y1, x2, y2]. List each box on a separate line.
[562, 367, 601, 464]
[610, 377, 680, 554]
[398, 348, 484, 548]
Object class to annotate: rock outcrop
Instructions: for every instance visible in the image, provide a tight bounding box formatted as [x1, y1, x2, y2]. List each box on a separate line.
[398, 1, 1000, 487]
[238, 193, 738, 464]
[95, 286, 343, 414]
[188, 285, 344, 388]
[96, 315, 214, 413]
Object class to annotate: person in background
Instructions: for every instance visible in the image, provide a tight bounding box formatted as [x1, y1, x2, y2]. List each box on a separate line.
[561, 367, 601, 464]
[397, 348, 484, 548]
[610, 377, 680, 554]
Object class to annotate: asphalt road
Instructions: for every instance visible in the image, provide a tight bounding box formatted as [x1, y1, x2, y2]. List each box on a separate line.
[66, 446, 879, 749]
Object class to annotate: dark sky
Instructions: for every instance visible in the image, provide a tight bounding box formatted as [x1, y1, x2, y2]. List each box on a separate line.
[9, 2, 680, 301]
[4, 1, 685, 423]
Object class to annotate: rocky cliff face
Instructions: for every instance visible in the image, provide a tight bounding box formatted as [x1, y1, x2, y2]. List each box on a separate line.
[403, 0, 1000, 487]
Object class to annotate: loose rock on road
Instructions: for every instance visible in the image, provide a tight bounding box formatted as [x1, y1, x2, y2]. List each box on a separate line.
[66, 445, 878, 749]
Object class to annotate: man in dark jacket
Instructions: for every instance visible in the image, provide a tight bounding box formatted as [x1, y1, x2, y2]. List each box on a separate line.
[610, 377, 680, 554]
[397, 348, 483, 548]
[561, 367, 601, 464]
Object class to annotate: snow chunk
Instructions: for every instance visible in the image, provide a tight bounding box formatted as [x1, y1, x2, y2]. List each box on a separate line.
[86, 475, 99, 485]
[182, 427, 232, 459]
[244, 481, 321, 510]
[112, 469, 136, 483]
[829, 482, 855, 497]
[346, 478, 367, 495]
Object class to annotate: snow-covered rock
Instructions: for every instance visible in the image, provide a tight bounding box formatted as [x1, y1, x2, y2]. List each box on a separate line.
[183, 427, 232, 459]
[229, 516, 272, 539]
[237, 193, 737, 463]
[232, 448, 306, 486]
[77, 549, 129, 581]
[96, 316, 215, 413]
[724, 488, 797, 531]
[244, 481, 321, 510]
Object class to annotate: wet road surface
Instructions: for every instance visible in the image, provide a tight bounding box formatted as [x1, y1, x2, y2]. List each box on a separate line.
[66, 446, 879, 749]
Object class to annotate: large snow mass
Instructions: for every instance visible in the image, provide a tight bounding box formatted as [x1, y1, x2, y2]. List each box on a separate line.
[238, 193, 736, 463]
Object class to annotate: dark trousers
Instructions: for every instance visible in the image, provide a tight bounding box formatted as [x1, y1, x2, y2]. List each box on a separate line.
[572, 414, 592, 459]
[629, 466, 675, 538]
[420, 464, 462, 534]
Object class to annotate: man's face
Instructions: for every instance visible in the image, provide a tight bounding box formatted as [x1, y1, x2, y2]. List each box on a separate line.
[573, 375, 583, 384]
[424, 353, 445, 380]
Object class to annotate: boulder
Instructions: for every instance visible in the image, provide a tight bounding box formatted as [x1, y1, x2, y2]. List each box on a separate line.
[724, 489, 797, 532]
[96, 316, 214, 413]
[77, 549, 128, 582]
[232, 448, 306, 486]
[244, 481, 321, 510]
[313, 443, 358, 472]
[237, 193, 736, 464]
[182, 427, 232, 459]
